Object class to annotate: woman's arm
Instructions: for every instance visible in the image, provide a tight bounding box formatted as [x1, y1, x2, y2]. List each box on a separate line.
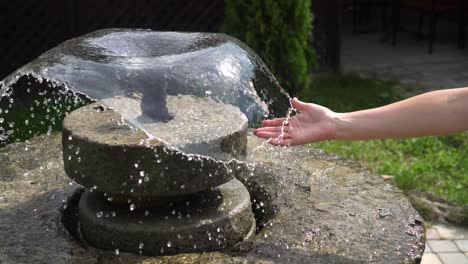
[254, 88, 468, 146]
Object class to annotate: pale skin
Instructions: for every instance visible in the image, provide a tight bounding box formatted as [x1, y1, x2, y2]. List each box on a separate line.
[254, 87, 468, 146]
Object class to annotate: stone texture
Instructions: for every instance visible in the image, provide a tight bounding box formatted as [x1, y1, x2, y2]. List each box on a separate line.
[78, 178, 255, 255]
[99, 95, 249, 159]
[0, 132, 425, 263]
[62, 103, 246, 198]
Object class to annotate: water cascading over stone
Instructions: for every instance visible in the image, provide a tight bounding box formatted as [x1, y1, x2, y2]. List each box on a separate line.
[0, 29, 292, 255]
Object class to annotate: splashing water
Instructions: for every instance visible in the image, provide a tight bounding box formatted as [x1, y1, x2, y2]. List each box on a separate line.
[0, 29, 291, 165]
[250, 97, 296, 158]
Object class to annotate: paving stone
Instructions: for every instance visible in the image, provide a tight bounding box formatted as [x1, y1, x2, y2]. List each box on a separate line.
[425, 243, 433, 253]
[421, 253, 442, 264]
[428, 240, 459, 253]
[433, 224, 468, 240]
[455, 240, 468, 252]
[438, 253, 468, 264]
[427, 228, 441, 240]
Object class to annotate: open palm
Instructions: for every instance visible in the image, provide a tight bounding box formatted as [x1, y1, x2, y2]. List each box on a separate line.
[254, 98, 337, 146]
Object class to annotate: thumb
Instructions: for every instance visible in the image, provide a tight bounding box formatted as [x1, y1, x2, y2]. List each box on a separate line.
[291, 97, 309, 111]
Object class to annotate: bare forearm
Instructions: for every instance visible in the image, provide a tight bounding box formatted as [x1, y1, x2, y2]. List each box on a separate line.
[333, 88, 468, 140]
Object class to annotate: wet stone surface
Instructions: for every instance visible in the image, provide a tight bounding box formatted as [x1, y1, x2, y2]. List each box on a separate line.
[62, 103, 246, 197]
[79, 178, 255, 255]
[0, 132, 425, 263]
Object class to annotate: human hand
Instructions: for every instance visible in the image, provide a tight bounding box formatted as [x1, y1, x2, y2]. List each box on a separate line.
[254, 98, 337, 146]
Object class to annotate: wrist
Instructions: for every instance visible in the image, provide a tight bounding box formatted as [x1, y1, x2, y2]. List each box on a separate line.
[329, 112, 352, 140]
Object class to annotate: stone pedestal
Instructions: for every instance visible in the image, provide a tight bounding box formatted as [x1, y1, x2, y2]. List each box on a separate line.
[79, 179, 255, 255]
[62, 103, 255, 255]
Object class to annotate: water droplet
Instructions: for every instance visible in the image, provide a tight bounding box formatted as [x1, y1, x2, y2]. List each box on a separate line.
[134, 163, 139, 168]
[145, 210, 150, 216]
[139, 171, 145, 177]
[167, 241, 172, 247]
[130, 204, 135, 211]
[96, 211, 103, 218]
[144, 176, 149, 182]
[107, 197, 113, 202]
[114, 248, 119, 255]
[138, 179, 143, 184]
[139, 243, 144, 249]
[111, 211, 116, 217]
[68, 135, 72, 140]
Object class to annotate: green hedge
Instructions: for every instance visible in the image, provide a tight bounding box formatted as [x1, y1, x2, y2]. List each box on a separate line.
[223, 0, 315, 96]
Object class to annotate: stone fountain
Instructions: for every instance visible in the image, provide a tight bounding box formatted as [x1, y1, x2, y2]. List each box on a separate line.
[0, 29, 425, 263]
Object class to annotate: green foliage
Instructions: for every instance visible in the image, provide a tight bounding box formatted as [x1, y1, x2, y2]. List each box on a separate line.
[223, 0, 315, 96]
[0, 88, 90, 148]
[305, 74, 468, 206]
[301, 73, 404, 112]
[314, 135, 468, 205]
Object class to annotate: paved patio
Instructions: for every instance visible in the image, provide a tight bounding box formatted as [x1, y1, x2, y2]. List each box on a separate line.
[341, 20, 468, 95]
[423, 223, 468, 264]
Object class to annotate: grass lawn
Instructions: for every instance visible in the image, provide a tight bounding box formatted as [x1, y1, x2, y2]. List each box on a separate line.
[301, 74, 468, 206]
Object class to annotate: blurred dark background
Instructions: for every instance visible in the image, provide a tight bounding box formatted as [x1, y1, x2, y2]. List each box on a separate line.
[0, 0, 224, 80]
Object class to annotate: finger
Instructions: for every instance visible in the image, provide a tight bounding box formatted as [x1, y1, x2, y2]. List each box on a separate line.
[262, 118, 287, 127]
[291, 97, 309, 111]
[254, 126, 289, 134]
[254, 131, 283, 139]
[267, 138, 294, 146]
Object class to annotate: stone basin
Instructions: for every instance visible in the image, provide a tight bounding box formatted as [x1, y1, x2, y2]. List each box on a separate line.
[0, 132, 425, 263]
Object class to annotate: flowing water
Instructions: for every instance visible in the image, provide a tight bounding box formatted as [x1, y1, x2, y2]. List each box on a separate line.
[0, 29, 291, 163]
